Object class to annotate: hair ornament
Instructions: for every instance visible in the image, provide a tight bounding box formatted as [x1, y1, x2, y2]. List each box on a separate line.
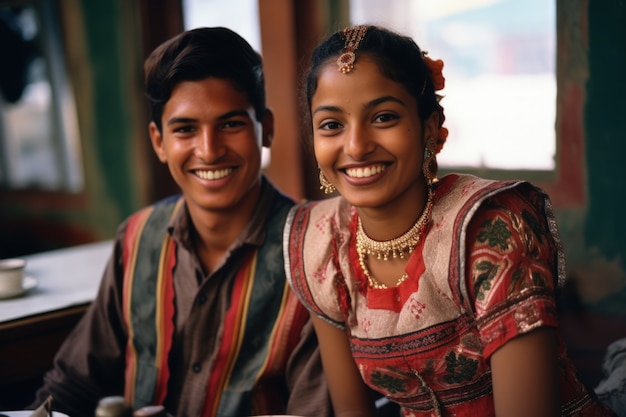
[421, 51, 448, 152]
[435, 127, 448, 153]
[337, 25, 368, 74]
[422, 51, 445, 91]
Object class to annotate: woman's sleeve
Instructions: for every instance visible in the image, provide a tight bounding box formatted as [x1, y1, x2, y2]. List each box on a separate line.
[284, 203, 347, 329]
[465, 187, 561, 359]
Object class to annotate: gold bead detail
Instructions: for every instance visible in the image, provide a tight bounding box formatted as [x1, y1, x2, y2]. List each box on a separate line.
[337, 25, 367, 73]
[356, 187, 434, 289]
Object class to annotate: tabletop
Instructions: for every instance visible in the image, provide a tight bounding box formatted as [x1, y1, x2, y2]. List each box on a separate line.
[0, 240, 113, 323]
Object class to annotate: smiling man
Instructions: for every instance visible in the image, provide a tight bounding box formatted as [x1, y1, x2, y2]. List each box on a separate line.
[30, 27, 331, 417]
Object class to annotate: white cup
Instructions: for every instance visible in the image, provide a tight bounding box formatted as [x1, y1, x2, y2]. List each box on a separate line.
[0, 258, 26, 293]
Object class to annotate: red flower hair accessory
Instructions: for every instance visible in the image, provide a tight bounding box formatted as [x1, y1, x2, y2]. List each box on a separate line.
[436, 127, 448, 153]
[422, 51, 448, 152]
[422, 52, 445, 91]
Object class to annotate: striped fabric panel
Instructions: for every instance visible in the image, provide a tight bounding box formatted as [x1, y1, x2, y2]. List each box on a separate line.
[122, 197, 183, 407]
[153, 236, 177, 404]
[251, 287, 309, 412]
[122, 205, 154, 404]
[202, 251, 258, 417]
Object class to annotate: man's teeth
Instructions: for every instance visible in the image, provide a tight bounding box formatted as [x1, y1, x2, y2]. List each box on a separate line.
[196, 168, 233, 180]
[345, 165, 386, 178]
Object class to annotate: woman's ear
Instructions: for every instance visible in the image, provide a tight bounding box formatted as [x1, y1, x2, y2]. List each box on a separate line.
[261, 108, 275, 148]
[149, 121, 167, 163]
[424, 111, 440, 142]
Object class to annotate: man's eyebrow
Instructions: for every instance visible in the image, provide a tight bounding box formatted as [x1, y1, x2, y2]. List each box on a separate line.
[166, 117, 197, 126]
[165, 110, 252, 126]
[218, 110, 252, 120]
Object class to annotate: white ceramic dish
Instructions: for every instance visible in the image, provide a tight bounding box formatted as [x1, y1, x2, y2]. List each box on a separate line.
[0, 276, 38, 300]
[0, 412, 69, 417]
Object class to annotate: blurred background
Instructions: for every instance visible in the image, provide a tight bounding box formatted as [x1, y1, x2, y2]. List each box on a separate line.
[0, 0, 625, 404]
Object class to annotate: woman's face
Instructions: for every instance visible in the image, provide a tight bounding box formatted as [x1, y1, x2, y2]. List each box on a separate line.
[311, 55, 437, 211]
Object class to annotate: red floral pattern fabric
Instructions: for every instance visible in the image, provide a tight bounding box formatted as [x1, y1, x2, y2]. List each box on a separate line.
[285, 174, 615, 417]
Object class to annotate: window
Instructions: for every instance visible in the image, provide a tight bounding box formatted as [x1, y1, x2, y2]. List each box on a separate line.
[182, 0, 270, 167]
[350, 0, 556, 171]
[0, 0, 83, 191]
[183, 0, 261, 51]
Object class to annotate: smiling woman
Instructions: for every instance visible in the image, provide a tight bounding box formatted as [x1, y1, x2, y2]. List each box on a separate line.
[284, 23, 616, 417]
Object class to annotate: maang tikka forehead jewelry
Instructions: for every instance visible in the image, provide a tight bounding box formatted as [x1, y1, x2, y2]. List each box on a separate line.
[337, 25, 368, 74]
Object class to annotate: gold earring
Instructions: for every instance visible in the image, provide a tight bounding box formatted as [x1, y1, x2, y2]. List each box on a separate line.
[422, 138, 439, 186]
[319, 169, 336, 194]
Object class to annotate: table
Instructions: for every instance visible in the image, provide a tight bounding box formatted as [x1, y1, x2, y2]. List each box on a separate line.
[0, 240, 112, 323]
[0, 240, 112, 410]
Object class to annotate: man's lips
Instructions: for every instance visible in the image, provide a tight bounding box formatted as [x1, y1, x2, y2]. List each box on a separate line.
[193, 168, 233, 180]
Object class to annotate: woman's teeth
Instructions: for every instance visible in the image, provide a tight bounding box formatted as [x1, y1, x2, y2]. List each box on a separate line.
[345, 165, 386, 178]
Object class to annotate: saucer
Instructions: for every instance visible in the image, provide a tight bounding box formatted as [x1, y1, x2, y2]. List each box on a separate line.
[0, 412, 69, 417]
[0, 276, 38, 300]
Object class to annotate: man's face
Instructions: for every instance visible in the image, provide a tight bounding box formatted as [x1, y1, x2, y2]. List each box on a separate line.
[149, 77, 272, 215]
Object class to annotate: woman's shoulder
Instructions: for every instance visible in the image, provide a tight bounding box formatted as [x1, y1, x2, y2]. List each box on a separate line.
[434, 173, 551, 219]
[286, 196, 353, 233]
[437, 173, 530, 197]
[291, 195, 350, 213]
[284, 196, 351, 328]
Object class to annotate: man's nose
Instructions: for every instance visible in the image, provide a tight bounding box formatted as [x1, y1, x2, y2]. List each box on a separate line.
[196, 129, 226, 161]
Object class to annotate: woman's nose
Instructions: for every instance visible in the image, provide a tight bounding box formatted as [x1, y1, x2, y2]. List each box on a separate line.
[344, 125, 375, 160]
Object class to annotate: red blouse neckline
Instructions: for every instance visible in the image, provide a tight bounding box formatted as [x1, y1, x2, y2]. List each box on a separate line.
[348, 212, 428, 312]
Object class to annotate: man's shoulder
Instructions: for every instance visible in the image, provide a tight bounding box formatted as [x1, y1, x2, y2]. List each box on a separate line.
[151, 194, 184, 210]
[119, 195, 183, 239]
[129, 195, 183, 219]
[267, 187, 296, 220]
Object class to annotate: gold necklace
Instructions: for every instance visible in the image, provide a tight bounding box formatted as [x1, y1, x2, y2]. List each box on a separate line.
[359, 260, 408, 290]
[356, 188, 434, 289]
[356, 187, 434, 260]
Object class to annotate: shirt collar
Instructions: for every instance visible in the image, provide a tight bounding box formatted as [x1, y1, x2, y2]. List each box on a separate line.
[167, 175, 277, 252]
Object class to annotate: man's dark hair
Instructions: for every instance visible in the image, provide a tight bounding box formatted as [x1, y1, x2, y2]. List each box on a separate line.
[144, 27, 266, 131]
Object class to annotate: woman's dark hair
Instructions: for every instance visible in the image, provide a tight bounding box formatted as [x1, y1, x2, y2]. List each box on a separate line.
[304, 25, 445, 129]
[144, 27, 266, 131]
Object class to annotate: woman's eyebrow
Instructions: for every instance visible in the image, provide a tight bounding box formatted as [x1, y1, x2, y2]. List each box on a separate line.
[313, 96, 406, 116]
[312, 105, 342, 116]
[366, 95, 406, 110]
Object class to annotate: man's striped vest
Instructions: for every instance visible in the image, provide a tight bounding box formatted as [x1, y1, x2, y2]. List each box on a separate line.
[120, 195, 308, 416]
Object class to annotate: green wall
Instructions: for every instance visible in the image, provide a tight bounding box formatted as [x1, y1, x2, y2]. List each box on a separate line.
[584, 0, 626, 313]
[0, 0, 148, 257]
[83, 1, 138, 216]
